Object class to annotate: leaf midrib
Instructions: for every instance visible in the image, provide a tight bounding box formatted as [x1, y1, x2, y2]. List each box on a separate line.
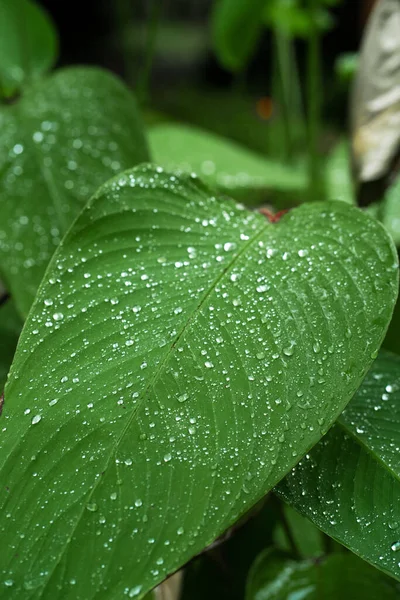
[38, 214, 270, 595]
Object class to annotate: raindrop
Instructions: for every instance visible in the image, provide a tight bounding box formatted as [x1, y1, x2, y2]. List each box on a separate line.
[31, 415, 41, 425]
[86, 503, 98, 512]
[164, 453, 172, 463]
[283, 343, 295, 357]
[178, 393, 189, 403]
[128, 585, 142, 597]
[391, 541, 400, 552]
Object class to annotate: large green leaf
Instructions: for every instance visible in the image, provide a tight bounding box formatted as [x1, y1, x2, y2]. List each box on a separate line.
[148, 124, 307, 200]
[0, 165, 397, 598]
[0, 300, 22, 392]
[0, 0, 58, 98]
[246, 550, 400, 600]
[0, 67, 149, 317]
[277, 350, 400, 581]
[211, 0, 267, 71]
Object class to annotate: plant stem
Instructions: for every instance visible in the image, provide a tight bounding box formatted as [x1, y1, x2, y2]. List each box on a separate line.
[275, 498, 301, 560]
[306, 0, 323, 200]
[274, 29, 293, 162]
[138, 0, 162, 105]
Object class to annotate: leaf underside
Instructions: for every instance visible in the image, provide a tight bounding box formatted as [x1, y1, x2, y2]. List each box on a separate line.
[0, 165, 397, 598]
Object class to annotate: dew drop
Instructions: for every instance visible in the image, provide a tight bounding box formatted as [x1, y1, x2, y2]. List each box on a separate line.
[391, 541, 400, 552]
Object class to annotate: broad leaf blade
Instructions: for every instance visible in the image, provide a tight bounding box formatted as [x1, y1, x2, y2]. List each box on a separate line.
[246, 550, 400, 600]
[277, 351, 400, 581]
[0, 67, 149, 316]
[149, 124, 307, 199]
[0, 0, 58, 98]
[211, 0, 267, 71]
[0, 166, 397, 598]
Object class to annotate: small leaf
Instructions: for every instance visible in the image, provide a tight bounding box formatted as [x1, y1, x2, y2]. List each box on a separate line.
[211, 0, 267, 71]
[149, 124, 307, 198]
[246, 549, 400, 600]
[0, 67, 149, 316]
[325, 140, 355, 205]
[0, 165, 397, 598]
[277, 350, 400, 582]
[0, 299, 22, 392]
[382, 177, 400, 246]
[0, 0, 58, 98]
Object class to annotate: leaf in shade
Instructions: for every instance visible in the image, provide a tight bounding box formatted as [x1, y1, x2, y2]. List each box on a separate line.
[0, 67, 149, 317]
[325, 140, 355, 205]
[0, 165, 397, 598]
[211, 0, 267, 71]
[277, 351, 400, 582]
[0, 0, 58, 98]
[381, 177, 400, 246]
[148, 124, 307, 200]
[246, 549, 400, 600]
[0, 299, 23, 392]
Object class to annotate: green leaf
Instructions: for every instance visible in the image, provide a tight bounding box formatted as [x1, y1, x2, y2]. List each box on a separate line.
[381, 178, 400, 246]
[0, 165, 397, 598]
[0, 0, 58, 98]
[325, 140, 355, 205]
[277, 350, 400, 582]
[0, 299, 22, 392]
[246, 549, 400, 600]
[264, 0, 335, 38]
[211, 0, 267, 71]
[0, 67, 149, 317]
[274, 504, 324, 558]
[148, 124, 307, 198]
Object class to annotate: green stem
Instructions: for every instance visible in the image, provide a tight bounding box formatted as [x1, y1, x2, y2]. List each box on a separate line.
[275, 499, 301, 560]
[306, 0, 323, 200]
[138, 0, 162, 105]
[274, 28, 293, 162]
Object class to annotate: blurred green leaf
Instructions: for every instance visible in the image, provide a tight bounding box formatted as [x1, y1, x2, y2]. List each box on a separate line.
[264, 0, 335, 38]
[246, 549, 400, 600]
[274, 504, 324, 558]
[0, 0, 58, 98]
[211, 0, 267, 71]
[149, 123, 307, 200]
[0, 299, 22, 392]
[277, 350, 400, 582]
[325, 140, 355, 204]
[335, 52, 359, 84]
[0, 67, 149, 317]
[382, 178, 400, 246]
[0, 165, 396, 597]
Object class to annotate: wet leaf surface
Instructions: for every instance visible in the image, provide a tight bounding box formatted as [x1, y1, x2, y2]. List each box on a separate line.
[0, 165, 397, 598]
[0, 67, 149, 316]
[277, 351, 400, 582]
